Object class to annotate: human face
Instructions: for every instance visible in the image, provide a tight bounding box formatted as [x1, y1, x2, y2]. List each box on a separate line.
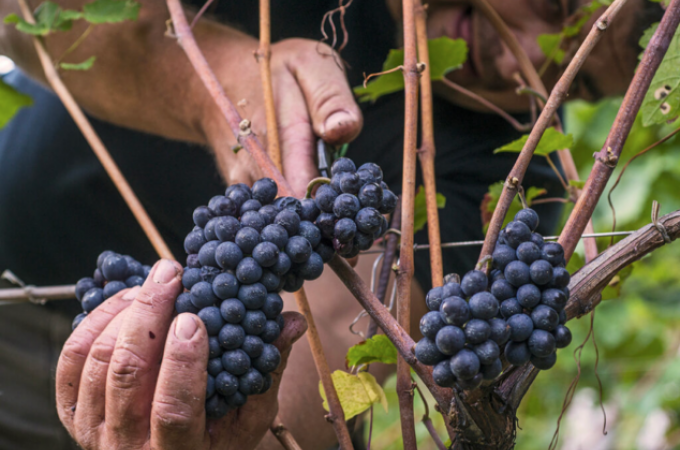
[387, 0, 641, 112]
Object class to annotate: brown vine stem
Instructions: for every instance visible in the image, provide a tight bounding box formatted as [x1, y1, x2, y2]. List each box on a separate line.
[440, 78, 531, 133]
[413, 381, 448, 450]
[415, 2, 444, 287]
[166, 0, 290, 192]
[328, 255, 452, 414]
[290, 287, 353, 449]
[255, 0, 282, 172]
[270, 415, 304, 450]
[16, 0, 174, 261]
[558, 0, 680, 261]
[0, 284, 76, 304]
[473, 0, 599, 263]
[477, 0, 629, 261]
[366, 199, 402, 339]
[165, 2, 353, 447]
[396, 0, 420, 446]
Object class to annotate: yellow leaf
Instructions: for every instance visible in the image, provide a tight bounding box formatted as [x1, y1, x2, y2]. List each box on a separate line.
[319, 371, 388, 419]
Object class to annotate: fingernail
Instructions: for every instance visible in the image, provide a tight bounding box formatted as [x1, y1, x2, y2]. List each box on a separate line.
[175, 314, 198, 341]
[122, 286, 141, 300]
[153, 259, 178, 284]
[323, 111, 353, 135]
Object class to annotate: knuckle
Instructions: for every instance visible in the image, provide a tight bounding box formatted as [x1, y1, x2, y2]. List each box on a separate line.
[152, 397, 196, 432]
[108, 344, 150, 390]
[61, 336, 94, 365]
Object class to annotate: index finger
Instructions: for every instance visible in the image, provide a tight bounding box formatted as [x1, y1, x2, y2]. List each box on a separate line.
[104, 259, 183, 445]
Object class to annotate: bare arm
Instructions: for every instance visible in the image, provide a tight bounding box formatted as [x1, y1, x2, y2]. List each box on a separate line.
[0, 0, 362, 193]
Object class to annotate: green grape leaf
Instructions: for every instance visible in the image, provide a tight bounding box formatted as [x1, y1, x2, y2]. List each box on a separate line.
[482, 182, 547, 233]
[413, 185, 447, 234]
[60, 56, 96, 71]
[0, 78, 33, 129]
[569, 179, 586, 189]
[319, 371, 388, 420]
[4, 2, 81, 35]
[354, 37, 467, 102]
[538, 33, 565, 64]
[494, 127, 573, 157]
[346, 335, 398, 368]
[639, 22, 659, 55]
[565, 251, 585, 274]
[601, 265, 634, 300]
[640, 23, 680, 126]
[83, 0, 140, 24]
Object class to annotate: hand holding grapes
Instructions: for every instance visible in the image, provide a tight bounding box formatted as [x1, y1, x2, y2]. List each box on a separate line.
[55, 259, 307, 450]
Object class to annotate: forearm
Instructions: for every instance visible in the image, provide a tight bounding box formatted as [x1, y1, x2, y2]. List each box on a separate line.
[0, 0, 256, 143]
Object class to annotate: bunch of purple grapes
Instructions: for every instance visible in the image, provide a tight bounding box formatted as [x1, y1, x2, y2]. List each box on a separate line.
[313, 157, 397, 258]
[177, 178, 329, 418]
[414, 208, 572, 391]
[72, 251, 150, 329]
[493, 208, 572, 370]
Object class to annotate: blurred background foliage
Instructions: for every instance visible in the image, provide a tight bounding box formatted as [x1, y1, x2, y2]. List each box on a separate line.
[365, 98, 680, 449]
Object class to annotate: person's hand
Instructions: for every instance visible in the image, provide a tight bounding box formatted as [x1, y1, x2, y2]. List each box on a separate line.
[201, 38, 363, 196]
[56, 259, 308, 450]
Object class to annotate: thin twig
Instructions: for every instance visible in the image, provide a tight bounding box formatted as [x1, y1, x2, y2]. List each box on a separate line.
[55, 23, 94, 67]
[440, 78, 531, 132]
[530, 197, 569, 205]
[367, 200, 402, 339]
[190, 0, 215, 28]
[256, 0, 282, 171]
[413, 380, 448, 450]
[607, 126, 680, 245]
[270, 415, 304, 450]
[559, 0, 680, 261]
[291, 288, 354, 449]
[478, 0, 630, 261]
[396, 0, 420, 446]
[363, 65, 404, 87]
[0, 284, 75, 305]
[17, 0, 174, 260]
[414, 2, 444, 287]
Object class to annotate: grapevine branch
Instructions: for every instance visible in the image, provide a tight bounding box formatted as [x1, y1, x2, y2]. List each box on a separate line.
[255, 0, 282, 172]
[270, 415, 304, 450]
[478, 0, 630, 261]
[473, 0, 599, 262]
[396, 0, 421, 445]
[558, 0, 680, 261]
[0, 284, 76, 305]
[414, 1, 445, 287]
[165, 2, 354, 447]
[16, 0, 174, 261]
[366, 199, 401, 339]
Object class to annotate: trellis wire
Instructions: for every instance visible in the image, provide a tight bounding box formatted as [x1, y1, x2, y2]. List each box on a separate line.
[0, 231, 634, 306]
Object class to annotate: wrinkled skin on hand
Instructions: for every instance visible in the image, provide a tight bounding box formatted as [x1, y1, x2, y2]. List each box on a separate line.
[56, 259, 308, 450]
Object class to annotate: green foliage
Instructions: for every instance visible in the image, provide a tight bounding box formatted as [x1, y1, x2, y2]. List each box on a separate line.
[494, 127, 573, 157]
[482, 182, 547, 233]
[536, 1, 611, 64]
[4, 0, 140, 71]
[538, 33, 565, 65]
[640, 22, 680, 126]
[60, 56, 96, 71]
[354, 37, 467, 102]
[0, 79, 32, 129]
[346, 335, 398, 368]
[82, 0, 139, 24]
[4, 2, 81, 35]
[413, 186, 446, 234]
[569, 179, 586, 189]
[319, 371, 388, 420]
